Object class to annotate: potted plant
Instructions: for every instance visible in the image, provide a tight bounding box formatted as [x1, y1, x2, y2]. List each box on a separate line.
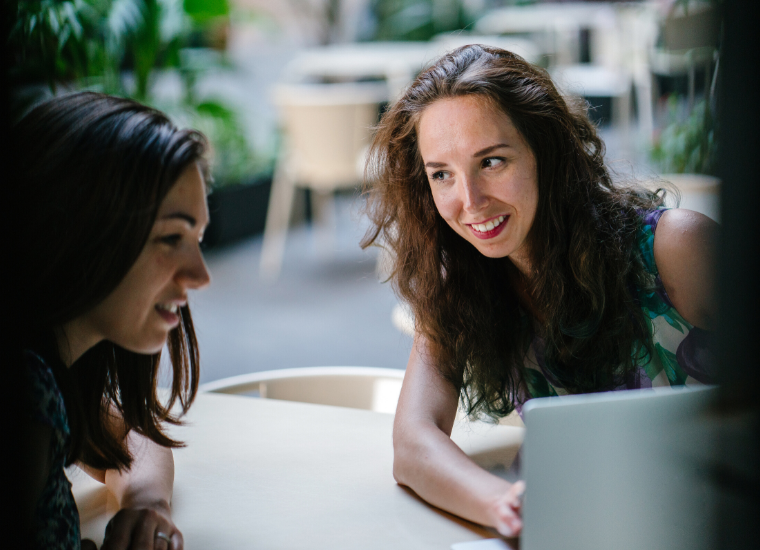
[8, 0, 274, 246]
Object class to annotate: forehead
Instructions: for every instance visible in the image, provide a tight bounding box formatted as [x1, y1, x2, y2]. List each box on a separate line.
[157, 162, 209, 220]
[417, 95, 522, 156]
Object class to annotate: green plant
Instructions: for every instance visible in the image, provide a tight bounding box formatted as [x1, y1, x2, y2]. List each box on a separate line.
[9, 0, 95, 90]
[8, 0, 188, 98]
[159, 98, 272, 186]
[651, 95, 716, 175]
[9, 0, 269, 185]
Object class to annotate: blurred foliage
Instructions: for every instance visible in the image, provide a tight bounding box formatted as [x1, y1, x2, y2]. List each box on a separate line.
[652, 96, 715, 175]
[369, 0, 472, 41]
[157, 97, 272, 185]
[8, 0, 269, 185]
[8, 0, 187, 98]
[183, 0, 227, 23]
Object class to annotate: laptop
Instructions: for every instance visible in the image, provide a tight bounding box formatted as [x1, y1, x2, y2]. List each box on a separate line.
[521, 385, 719, 550]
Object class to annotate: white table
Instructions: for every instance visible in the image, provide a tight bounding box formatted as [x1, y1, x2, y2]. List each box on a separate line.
[69, 392, 524, 549]
[282, 39, 540, 99]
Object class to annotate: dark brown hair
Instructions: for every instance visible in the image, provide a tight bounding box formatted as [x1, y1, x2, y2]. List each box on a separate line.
[11, 91, 206, 469]
[362, 45, 664, 418]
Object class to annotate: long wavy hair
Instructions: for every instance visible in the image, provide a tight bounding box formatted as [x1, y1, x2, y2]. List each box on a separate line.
[11, 92, 206, 469]
[362, 45, 664, 418]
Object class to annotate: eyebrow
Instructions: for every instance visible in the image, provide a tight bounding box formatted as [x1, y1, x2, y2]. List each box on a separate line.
[160, 212, 197, 226]
[424, 143, 512, 169]
[473, 143, 510, 157]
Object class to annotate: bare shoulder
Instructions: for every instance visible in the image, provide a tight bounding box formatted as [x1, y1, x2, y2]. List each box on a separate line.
[653, 209, 719, 329]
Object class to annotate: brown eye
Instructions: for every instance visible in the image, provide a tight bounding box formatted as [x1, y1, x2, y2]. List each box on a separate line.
[160, 235, 182, 246]
[482, 157, 505, 169]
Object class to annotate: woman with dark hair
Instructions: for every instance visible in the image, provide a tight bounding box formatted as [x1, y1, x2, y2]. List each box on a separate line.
[362, 45, 717, 536]
[12, 92, 211, 549]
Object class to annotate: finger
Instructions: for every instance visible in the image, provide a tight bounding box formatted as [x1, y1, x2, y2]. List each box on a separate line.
[129, 509, 163, 550]
[494, 498, 523, 537]
[508, 481, 526, 510]
[171, 531, 184, 550]
[154, 530, 170, 550]
[495, 513, 523, 537]
[102, 511, 138, 550]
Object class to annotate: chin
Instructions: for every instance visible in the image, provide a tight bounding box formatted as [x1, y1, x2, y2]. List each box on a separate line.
[471, 243, 511, 259]
[118, 334, 169, 355]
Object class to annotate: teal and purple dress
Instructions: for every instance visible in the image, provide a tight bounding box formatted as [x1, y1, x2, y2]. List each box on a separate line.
[519, 209, 715, 408]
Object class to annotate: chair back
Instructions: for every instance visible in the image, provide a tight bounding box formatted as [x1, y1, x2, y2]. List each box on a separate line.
[200, 366, 405, 414]
[273, 82, 388, 190]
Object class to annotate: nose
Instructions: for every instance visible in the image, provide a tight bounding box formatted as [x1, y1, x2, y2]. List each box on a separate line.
[461, 173, 489, 213]
[178, 244, 211, 290]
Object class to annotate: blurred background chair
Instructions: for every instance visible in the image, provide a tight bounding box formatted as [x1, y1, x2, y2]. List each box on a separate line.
[259, 81, 388, 280]
[281, 42, 431, 99]
[430, 33, 540, 66]
[199, 364, 524, 427]
[199, 366, 405, 414]
[474, 2, 658, 153]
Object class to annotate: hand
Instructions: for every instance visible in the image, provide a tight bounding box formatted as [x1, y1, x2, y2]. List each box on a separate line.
[487, 480, 525, 538]
[101, 502, 183, 550]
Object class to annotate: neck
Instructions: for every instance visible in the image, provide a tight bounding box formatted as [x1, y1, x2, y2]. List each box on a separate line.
[506, 257, 544, 323]
[55, 318, 102, 367]
[508, 246, 533, 280]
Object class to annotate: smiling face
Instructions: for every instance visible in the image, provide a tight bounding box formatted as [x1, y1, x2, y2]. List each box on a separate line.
[68, 162, 211, 357]
[418, 95, 539, 273]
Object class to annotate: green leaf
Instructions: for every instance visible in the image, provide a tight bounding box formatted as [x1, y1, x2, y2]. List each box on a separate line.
[642, 349, 663, 382]
[524, 368, 558, 399]
[655, 343, 687, 386]
[183, 0, 229, 23]
[63, 2, 83, 38]
[58, 24, 71, 52]
[48, 6, 61, 34]
[663, 314, 685, 334]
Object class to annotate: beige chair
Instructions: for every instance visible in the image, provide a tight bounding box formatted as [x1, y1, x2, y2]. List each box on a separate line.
[259, 82, 388, 280]
[199, 366, 405, 414]
[199, 365, 525, 427]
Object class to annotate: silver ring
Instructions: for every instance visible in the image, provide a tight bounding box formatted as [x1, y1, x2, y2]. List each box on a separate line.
[155, 531, 172, 543]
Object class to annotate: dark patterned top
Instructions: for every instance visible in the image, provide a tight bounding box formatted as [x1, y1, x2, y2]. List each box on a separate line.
[24, 350, 81, 550]
[518, 209, 715, 408]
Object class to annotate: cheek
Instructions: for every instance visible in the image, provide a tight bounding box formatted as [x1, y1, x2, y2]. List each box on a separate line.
[429, 187, 458, 222]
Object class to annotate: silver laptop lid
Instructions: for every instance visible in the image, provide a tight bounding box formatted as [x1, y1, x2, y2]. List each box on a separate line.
[521, 386, 719, 550]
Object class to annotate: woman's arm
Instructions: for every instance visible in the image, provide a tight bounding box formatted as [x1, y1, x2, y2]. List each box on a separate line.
[654, 209, 719, 330]
[80, 431, 183, 550]
[393, 335, 525, 537]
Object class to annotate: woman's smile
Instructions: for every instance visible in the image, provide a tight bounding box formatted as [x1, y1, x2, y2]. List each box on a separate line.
[155, 300, 185, 327]
[468, 214, 509, 239]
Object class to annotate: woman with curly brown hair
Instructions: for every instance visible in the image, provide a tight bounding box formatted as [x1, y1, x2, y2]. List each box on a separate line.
[362, 45, 717, 537]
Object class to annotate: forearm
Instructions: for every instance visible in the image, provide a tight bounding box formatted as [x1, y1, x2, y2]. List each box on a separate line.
[393, 420, 512, 528]
[105, 432, 175, 512]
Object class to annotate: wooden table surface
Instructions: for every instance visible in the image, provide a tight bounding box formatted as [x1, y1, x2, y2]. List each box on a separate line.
[69, 392, 524, 549]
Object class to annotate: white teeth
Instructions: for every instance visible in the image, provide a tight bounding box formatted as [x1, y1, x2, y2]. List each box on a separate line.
[157, 304, 178, 314]
[472, 215, 506, 233]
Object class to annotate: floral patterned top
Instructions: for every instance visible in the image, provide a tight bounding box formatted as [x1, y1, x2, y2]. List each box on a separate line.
[519, 209, 715, 406]
[23, 350, 81, 550]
